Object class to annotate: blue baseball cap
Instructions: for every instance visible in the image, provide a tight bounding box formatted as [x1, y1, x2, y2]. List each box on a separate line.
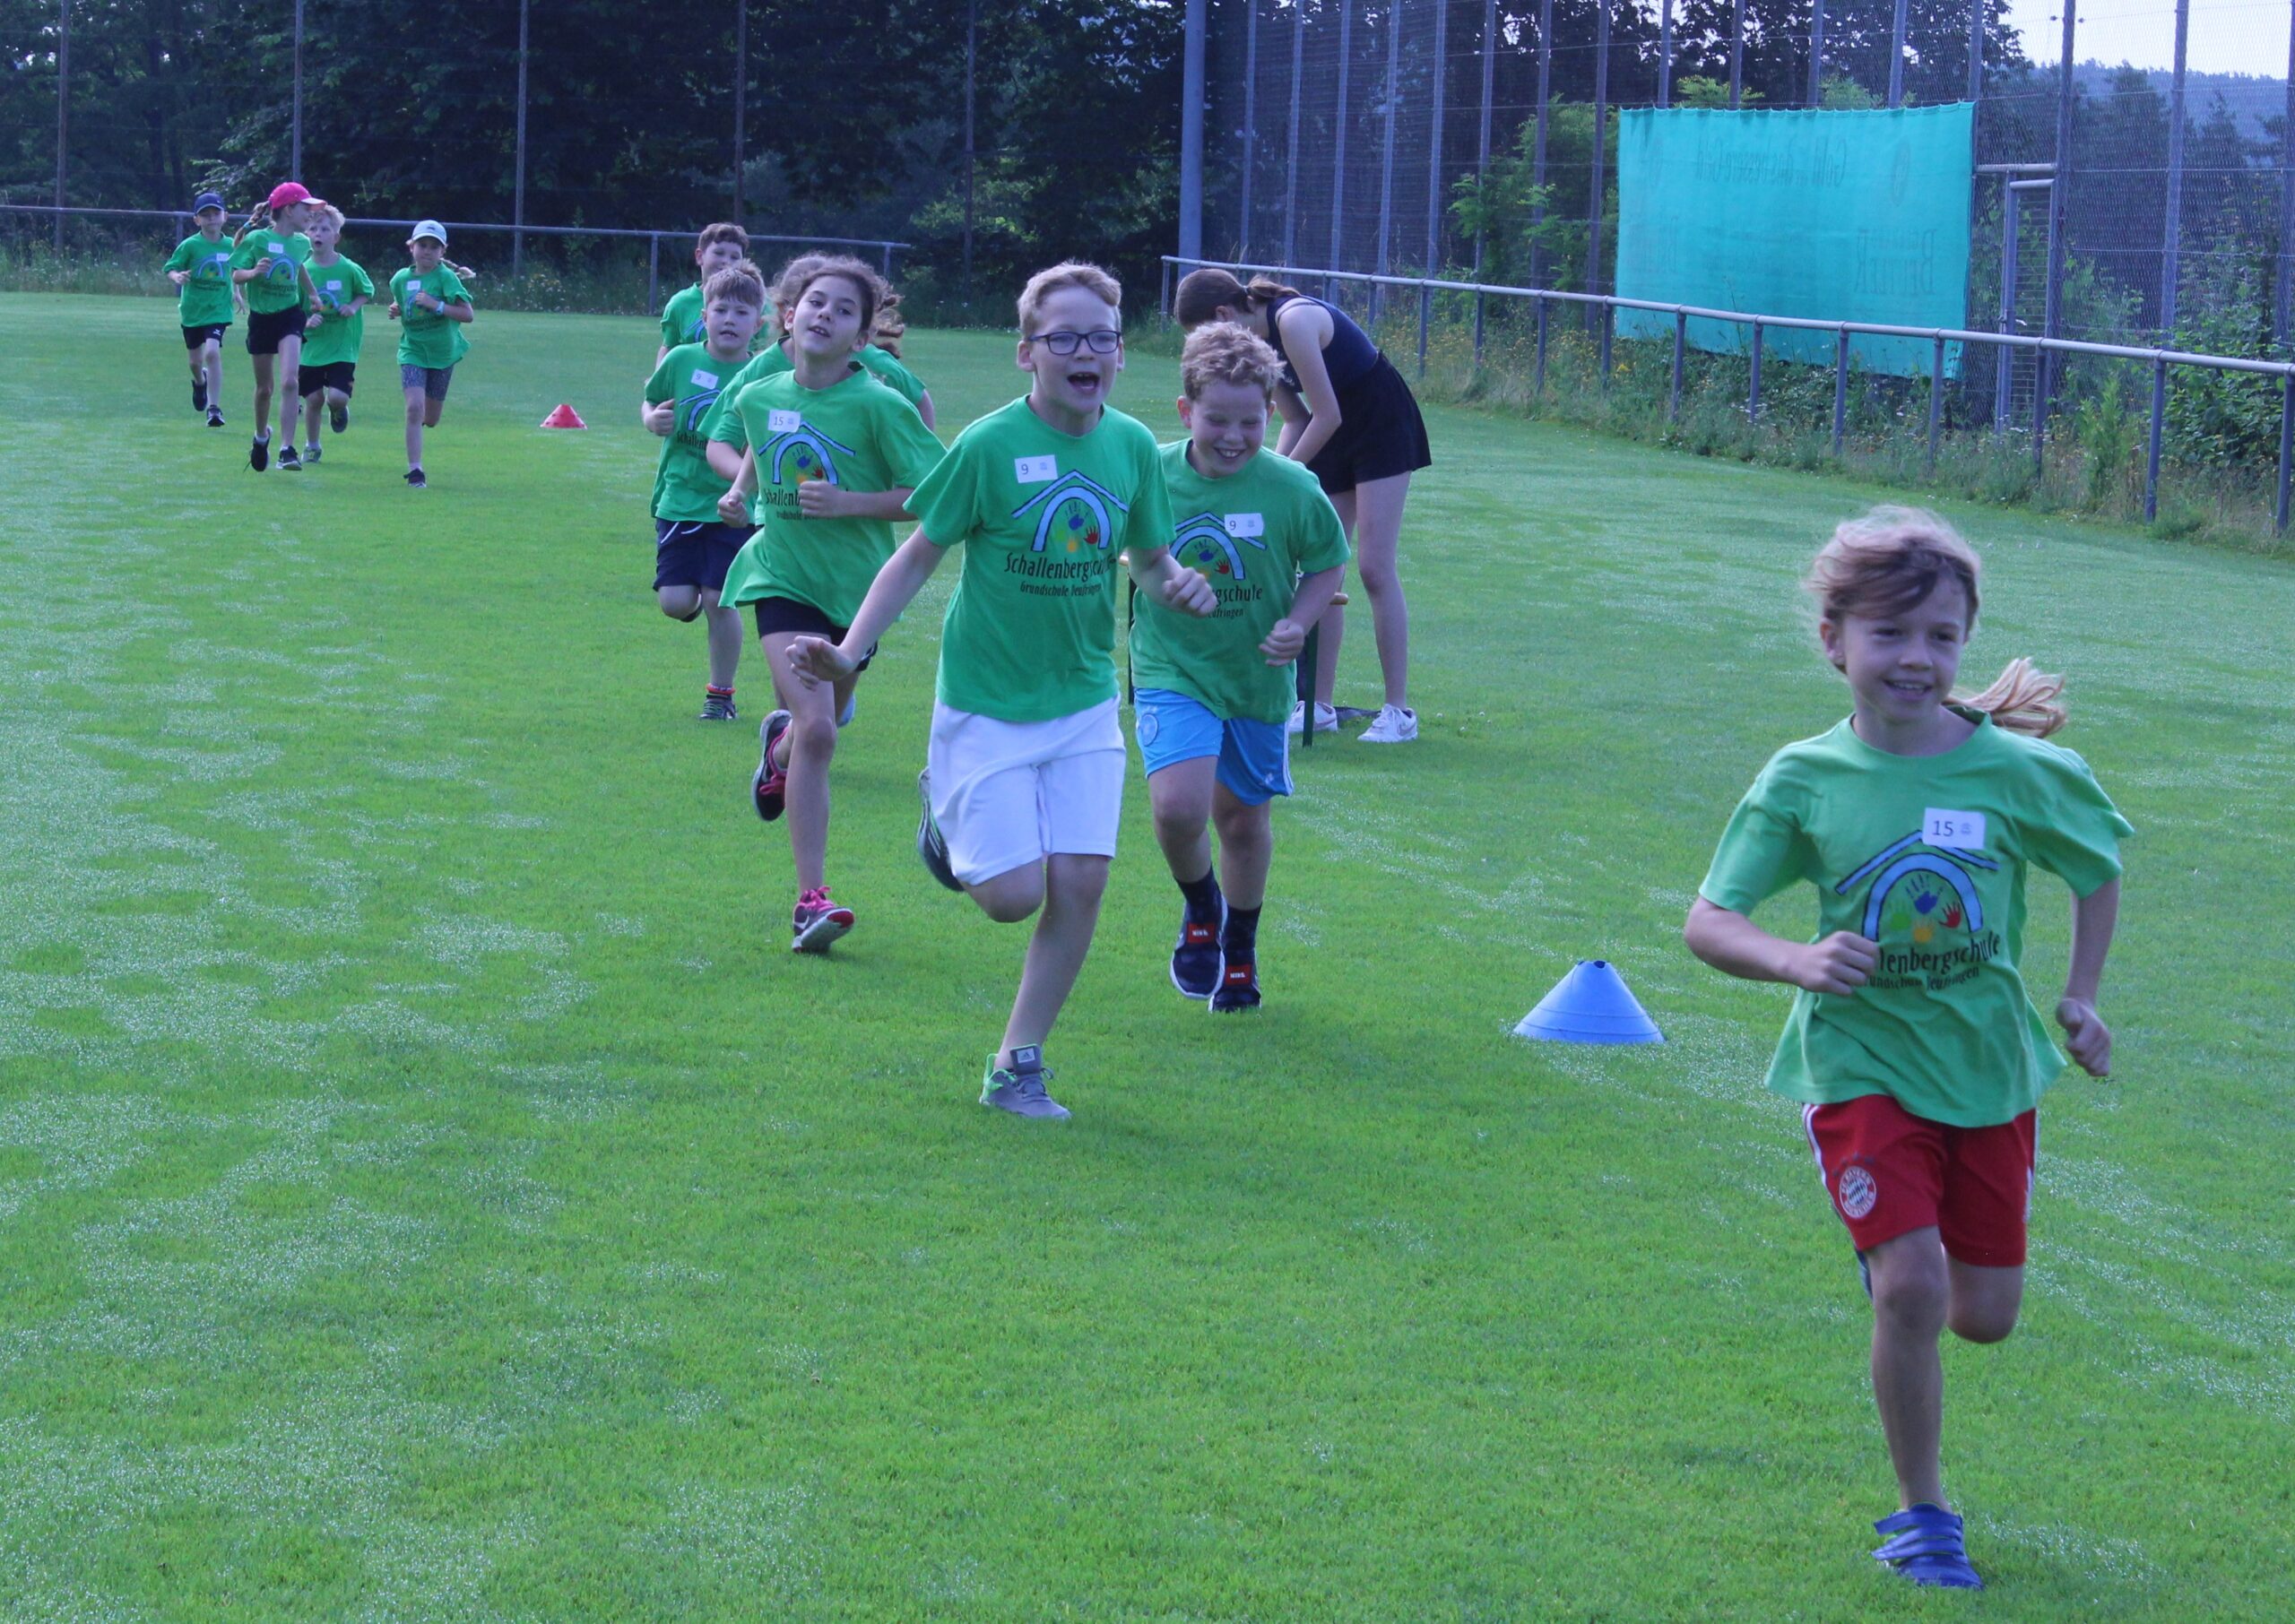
[192, 192, 227, 214]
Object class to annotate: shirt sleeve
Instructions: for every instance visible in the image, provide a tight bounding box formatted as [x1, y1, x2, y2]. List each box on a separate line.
[874, 395, 946, 490]
[907, 433, 983, 549]
[658, 297, 680, 350]
[441, 268, 472, 307]
[352, 263, 376, 299]
[165, 238, 195, 272]
[2019, 744, 2132, 896]
[1698, 768, 1815, 915]
[645, 352, 679, 408]
[861, 349, 926, 406]
[703, 359, 760, 444]
[1294, 481, 1351, 574]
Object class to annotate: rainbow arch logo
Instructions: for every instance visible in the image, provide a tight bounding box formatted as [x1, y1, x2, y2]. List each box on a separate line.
[1835, 830, 2000, 943]
[1012, 471, 1128, 555]
[1173, 512, 1268, 582]
[766, 422, 856, 488]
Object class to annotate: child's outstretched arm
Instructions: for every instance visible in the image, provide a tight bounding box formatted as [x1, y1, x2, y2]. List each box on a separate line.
[1684, 899, 1876, 997]
[796, 482, 914, 522]
[1261, 565, 1346, 663]
[2056, 877, 2119, 1076]
[789, 530, 947, 686]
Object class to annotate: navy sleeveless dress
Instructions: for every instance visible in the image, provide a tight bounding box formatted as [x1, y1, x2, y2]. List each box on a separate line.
[1263, 294, 1433, 496]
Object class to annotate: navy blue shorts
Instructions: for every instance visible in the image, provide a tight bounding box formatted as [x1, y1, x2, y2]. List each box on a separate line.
[749, 595, 875, 672]
[183, 323, 229, 350]
[299, 361, 355, 397]
[245, 306, 305, 357]
[653, 519, 752, 592]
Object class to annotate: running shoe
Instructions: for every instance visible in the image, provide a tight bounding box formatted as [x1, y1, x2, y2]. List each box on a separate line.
[207, 407, 227, 428]
[1209, 959, 1262, 1013]
[302, 442, 322, 465]
[980, 1045, 1070, 1120]
[1170, 898, 1225, 999]
[1871, 1505, 1984, 1590]
[1286, 700, 1338, 736]
[330, 400, 350, 434]
[750, 710, 792, 817]
[791, 886, 855, 953]
[277, 443, 302, 471]
[698, 690, 739, 722]
[192, 379, 206, 413]
[914, 768, 964, 892]
[249, 435, 269, 471]
[1358, 704, 1419, 744]
[838, 689, 857, 727]
[404, 468, 427, 488]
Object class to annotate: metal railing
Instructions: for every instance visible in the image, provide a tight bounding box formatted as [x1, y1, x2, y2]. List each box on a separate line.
[1163, 255, 2295, 534]
[4, 203, 908, 315]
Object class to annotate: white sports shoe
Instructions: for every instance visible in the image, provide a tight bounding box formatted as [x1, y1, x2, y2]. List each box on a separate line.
[1286, 700, 1338, 736]
[1359, 704, 1419, 743]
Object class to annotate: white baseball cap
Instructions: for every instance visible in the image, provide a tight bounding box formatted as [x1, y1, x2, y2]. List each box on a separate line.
[411, 219, 448, 246]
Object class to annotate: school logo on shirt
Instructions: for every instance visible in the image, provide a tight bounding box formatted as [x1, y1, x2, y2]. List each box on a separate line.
[1012, 471, 1126, 554]
[196, 250, 231, 281]
[764, 418, 853, 487]
[679, 376, 727, 436]
[1173, 510, 1269, 582]
[1835, 830, 2005, 990]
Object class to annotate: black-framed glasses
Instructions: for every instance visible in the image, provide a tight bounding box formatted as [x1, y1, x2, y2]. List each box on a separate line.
[1027, 329, 1121, 356]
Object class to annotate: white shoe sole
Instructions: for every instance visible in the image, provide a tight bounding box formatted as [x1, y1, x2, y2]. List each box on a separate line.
[791, 911, 853, 953]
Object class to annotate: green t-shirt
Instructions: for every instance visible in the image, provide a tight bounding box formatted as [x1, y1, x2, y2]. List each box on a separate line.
[908, 397, 1174, 723]
[661, 284, 706, 350]
[165, 232, 238, 326]
[1130, 442, 1351, 723]
[699, 341, 925, 442]
[299, 255, 375, 369]
[644, 342, 747, 523]
[714, 368, 946, 625]
[1698, 710, 2132, 1127]
[392, 264, 472, 368]
[230, 229, 314, 315]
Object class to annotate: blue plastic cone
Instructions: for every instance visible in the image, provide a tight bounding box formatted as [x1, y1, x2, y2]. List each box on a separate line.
[1512, 959, 1664, 1045]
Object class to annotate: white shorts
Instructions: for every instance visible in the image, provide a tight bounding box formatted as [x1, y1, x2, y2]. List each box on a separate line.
[927, 698, 1125, 885]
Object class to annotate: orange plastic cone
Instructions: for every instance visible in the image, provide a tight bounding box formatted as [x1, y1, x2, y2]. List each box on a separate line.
[540, 403, 587, 429]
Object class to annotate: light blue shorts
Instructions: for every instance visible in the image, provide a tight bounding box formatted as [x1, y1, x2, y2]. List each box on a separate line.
[1132, 688, 1292, 807]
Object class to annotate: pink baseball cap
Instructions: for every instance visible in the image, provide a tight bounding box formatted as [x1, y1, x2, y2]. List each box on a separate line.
[266, 181, 313, 212]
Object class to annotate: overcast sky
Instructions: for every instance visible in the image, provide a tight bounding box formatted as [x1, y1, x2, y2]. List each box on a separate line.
[2004, 0, 2289, 75]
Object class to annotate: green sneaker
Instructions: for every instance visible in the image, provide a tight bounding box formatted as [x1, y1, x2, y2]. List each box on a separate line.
[979, 1045, 1070, 1119]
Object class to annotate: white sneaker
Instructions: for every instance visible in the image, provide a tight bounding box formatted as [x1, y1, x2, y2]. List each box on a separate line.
[1286, 700, 1338, 736]
[1359, 704, 1419, 743]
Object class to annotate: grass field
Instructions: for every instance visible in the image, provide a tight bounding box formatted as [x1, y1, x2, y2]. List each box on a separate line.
[2, 291, 2291, 1622]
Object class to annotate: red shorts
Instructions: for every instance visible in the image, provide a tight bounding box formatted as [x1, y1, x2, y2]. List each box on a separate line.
[1803, 1094, 2037, 1268]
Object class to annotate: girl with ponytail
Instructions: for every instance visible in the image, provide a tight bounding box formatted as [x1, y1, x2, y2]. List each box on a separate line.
[1683, 506, 2132, 1592]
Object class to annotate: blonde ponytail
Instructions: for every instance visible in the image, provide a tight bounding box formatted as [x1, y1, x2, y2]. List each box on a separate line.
[1956, 656, 2067, 738]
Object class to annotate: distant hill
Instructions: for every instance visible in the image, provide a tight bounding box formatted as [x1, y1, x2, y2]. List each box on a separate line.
[2075, 62, 2287, 149]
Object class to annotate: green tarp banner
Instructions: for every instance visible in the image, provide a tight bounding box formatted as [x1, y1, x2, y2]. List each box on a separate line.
[1614, 104, 1973, 378]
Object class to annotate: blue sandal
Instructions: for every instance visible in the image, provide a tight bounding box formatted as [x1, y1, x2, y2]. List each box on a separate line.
[1872, 1503, 1985, 1590]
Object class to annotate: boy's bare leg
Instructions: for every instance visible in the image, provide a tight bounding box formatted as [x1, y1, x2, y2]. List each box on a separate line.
[1148, 757, 1217, 887]
[704, 592, 742, 692]
[204, 342, 223, 410]
[1210, 786, 1273, 910]
[995, 853, 1109, 1067]
[301, 389, 323, 446]
[403, 385, 426, 468]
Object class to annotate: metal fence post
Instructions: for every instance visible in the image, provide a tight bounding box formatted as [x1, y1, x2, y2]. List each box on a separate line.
[513, 0, 530, 279]
[1240, 0, 1258, 258]
[1832, 326, 1850, 454]
[1418, 287, 1431, 376]
[1535, 296, 1549, 395]
[1670, 311, 1686, 421]
[2162, 0, 2188, 340]
[963, 0, 977, 293]
[1587, 0, 1610, 309]
[1808, 0, 1826, 105]
[1996, 183, 2018, 430]
[646, 233, 660, 315]
[1179, 0, 1207, 267]
[1531, 0, 1553, 284]
[1749, 321, 1763, 419]
[1161, 257, 1174, 322]
[2144, 357, 2168, 521]
[733, 0, 749, 220]
[1474, 0, 1495, 286]
[2281, 4, 2295, 347]
[1968, 0, 1985, 104]
[1329, 2, 1353, 285]
[1729, 0, 1744, 109]
[1283, 4, 1303, 267]
[1888, 0, 1908, 108]
[1426, 0, 1447, 277]
[2043, 4, 2075, 417]
[2279, 374, 2293, 532]
[1927, 335, 1945, 467]
[1598, 301, 1613, 383]
[291, 0, 305, 176]
[1373, 0, 1401, 331]
[53, 0, 67, 252]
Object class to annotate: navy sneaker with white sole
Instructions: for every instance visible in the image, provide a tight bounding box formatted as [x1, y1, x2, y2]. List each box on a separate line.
[1170, 896, 1225, 999]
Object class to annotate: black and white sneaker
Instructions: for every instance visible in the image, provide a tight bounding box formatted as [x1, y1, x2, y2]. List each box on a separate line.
[249, 435, 269, 471]
[277, 443, 302, 471]
[914, 769, 964, 893]
[207, 406, 227, 428]
[329, 400, 350, 434]
[404, 467, 427, 488]
[1170, 898, 1225, 999]
[192, 379, 207, 413]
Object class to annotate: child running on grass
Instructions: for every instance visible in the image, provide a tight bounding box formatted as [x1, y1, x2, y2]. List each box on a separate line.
[386, 220, 473, 489]
[1683, 507, 2130, 1592]
[295, 202, 372, 465]
[710, 256, 945, 951]
[230, 182, 322, 471]
[790, 262, 1217, 1119]
[641, 260, 769, 721]
[702, 254, 936, 445]
[1132, 323, 1347, 1012]
[163, 191, 235, 428]
[658, 223, 754, 362]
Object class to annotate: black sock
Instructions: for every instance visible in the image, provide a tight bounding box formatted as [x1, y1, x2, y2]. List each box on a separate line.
[1176, 868, 1221, 924]
[1223, 904, 1260, 962]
